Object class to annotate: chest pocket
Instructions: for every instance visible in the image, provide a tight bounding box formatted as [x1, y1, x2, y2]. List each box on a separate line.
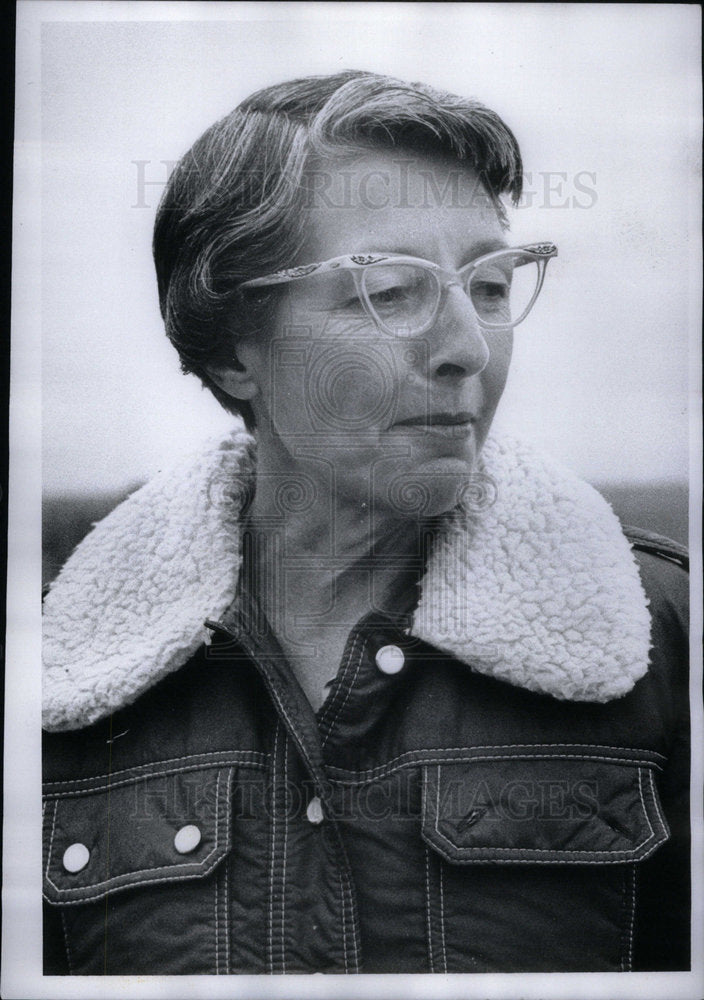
[420, 752, 669, 973]
[421, 754, 669, 864]
[43, 764, 236, 974]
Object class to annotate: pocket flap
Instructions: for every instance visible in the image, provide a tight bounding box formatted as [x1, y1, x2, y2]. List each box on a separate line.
[43, 765, 233, 903]
[421, 756, 669, 864]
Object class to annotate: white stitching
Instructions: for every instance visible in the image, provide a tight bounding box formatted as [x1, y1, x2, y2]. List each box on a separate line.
[317, 628, 364, 730]
[320, 631, 365, 747]
[43, 862, 236, 905]
[217, 780, 234, 975]
[334, 833, 350, 974]
[346, 861, 361, 971]
[346, 863, 361, 973]
[424, 846, 434, 973]
[317, 649, 347, 729]
[342, 864, 360, 973]
[43, 750, 267, 790]
[328, 741, 666, 763]
[42, 764, 262, 800]
[45, 800, 58, 881]
[647, 768, 670, 837]
[267, 686, 319, 780]
[60, 909, 74, 974]
[220, 771, 233, 973]
[338, 868, 350, 973]
[625, 865, 637, 971]
[345, 862, 359, 972]
[334, 836, 359, 974]
[225, 859, 230, 973]
[424, 765, 655, 856]
[423, 762, 661, 862]
[327, 751, 664, 785]
[267, 723, 279, 974]
[280, 736, 288, 974]
[46, 768, 234, 908]
[421, 837, 667, 866]
[218, 770, 234, 976]
[45, 769, 227, 900]
[43, 755, 266, 798]
[47, 770, 223, 892]
[428, 826, 656, 857]
[232, 633, 322, 778]
[225, 767, 233, 858]
[330, 749, 667, 784]
[214, 860, 220, 974]
[638, 767, 655, 841]
[621, 865, 636, 972]
[619, 868, 627, 972]
[438, 853, 448, 974]
[434, 765, 442, 848]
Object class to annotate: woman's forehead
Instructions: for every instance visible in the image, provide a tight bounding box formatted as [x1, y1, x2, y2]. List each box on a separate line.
[299, 149, 507, 266]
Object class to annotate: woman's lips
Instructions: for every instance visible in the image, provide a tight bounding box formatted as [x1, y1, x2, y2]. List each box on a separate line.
[391, 412, 476, 439]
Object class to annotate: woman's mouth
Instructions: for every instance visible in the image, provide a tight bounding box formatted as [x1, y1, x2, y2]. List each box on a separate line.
[391, 412, 476, 439]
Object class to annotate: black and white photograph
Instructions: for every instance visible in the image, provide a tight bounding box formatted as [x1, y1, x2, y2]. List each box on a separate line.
[3, 3, 702, 998]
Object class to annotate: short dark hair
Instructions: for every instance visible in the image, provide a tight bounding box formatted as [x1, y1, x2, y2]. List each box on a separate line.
[153, 71, 523, 427]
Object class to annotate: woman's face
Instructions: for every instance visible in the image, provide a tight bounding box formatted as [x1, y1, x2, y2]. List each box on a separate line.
[236, 149, 513, 519]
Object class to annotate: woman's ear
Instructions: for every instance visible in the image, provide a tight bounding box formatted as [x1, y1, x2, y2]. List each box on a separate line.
[206, 356, 260, 401]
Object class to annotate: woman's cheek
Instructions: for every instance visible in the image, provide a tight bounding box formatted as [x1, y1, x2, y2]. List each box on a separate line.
[474, 333, 513, 448]
[486, 331, 513, 401]
[303, 339, 400, 433]
[276, 310, 400, 435]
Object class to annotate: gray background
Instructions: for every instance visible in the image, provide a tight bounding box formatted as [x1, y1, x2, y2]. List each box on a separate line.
[39, 6, 697, 572]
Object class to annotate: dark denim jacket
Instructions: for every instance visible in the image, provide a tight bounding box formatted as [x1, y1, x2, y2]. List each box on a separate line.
[43, 531, 689, 975]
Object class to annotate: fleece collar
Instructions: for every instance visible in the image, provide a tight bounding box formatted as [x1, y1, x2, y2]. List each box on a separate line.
[42, 429, 651, 732]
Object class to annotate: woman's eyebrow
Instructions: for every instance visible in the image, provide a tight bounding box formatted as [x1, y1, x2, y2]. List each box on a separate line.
[459, 238, 511, 262]
[351, 245, 422, 257]
[357, 238, 510, 262]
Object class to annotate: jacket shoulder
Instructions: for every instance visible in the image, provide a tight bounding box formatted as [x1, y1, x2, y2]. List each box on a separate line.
[624, 526, 689, 669]
[622, 525, 689, 572]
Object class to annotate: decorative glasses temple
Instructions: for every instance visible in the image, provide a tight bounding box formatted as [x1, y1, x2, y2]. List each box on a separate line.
[239, 242, 558, 334]
[240, 243, 557, 287]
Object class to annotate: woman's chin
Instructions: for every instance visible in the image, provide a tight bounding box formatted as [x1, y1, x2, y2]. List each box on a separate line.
[378, 455, 479, 521]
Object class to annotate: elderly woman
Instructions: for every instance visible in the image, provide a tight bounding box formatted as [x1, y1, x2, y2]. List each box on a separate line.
[42, 72, 689, 975]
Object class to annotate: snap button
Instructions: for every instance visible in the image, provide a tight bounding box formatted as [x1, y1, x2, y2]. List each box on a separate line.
[174, 824, 202, 854]
[62, 843, 90, 873]
[306, 796, 324, 825]
[375, 644, 405, 675]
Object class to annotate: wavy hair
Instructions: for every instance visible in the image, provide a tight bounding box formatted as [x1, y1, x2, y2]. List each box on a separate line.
[153, 71, 523, 426]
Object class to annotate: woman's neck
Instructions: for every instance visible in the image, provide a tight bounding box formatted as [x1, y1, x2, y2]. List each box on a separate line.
[242, 435, 432, 708]
[248, 474, 425, 619]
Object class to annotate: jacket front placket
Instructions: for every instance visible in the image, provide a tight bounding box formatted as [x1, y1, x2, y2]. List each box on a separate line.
[207, 602, 362, 974]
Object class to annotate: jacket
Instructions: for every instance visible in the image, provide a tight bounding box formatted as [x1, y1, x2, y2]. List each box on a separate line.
[42, 430, 690, 974]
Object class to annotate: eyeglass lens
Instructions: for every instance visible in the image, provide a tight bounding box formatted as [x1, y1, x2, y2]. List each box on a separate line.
[362, 252, 541, 335]
[363, 264, 439, 335]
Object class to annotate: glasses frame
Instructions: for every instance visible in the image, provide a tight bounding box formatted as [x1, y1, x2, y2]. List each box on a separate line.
[239, 242, 558, 336]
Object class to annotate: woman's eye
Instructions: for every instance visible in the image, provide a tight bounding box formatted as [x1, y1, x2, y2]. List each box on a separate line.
[368, 285, 409, 306]
[481, 282, 509, 297]
[472, 281, 510, 302]
[335, 295, 365, 311]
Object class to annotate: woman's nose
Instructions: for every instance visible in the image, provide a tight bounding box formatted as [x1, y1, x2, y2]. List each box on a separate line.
[429, 284, 490, 379]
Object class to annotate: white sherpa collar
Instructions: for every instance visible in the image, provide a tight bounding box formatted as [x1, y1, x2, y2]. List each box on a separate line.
[43, 429, 651, 732]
